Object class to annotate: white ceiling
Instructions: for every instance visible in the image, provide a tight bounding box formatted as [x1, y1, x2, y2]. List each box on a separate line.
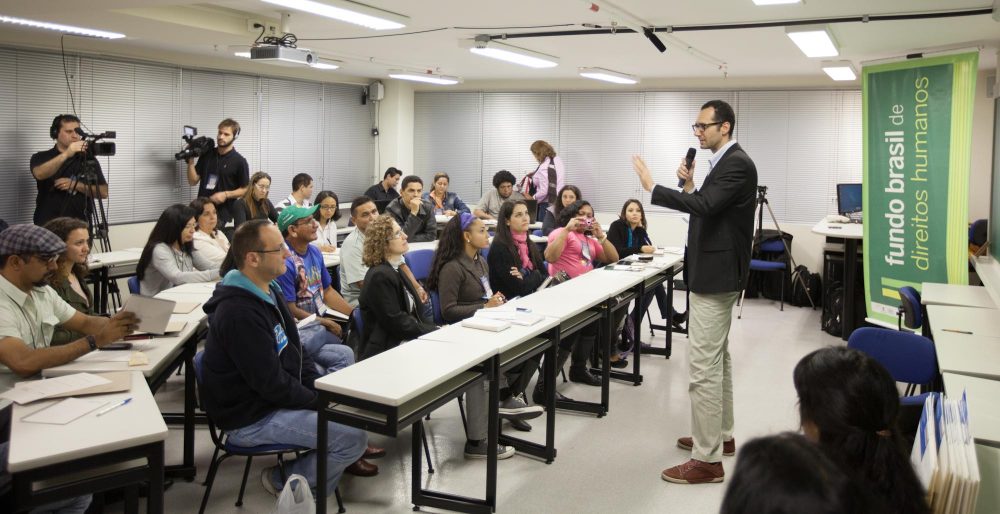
[0, 0, 997, 89]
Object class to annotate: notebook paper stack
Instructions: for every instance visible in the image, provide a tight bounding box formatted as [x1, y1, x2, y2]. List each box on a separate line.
[911, 391, 981, 514]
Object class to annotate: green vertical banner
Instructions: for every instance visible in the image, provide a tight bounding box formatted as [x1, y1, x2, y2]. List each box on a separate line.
[862, 52, 977, 325]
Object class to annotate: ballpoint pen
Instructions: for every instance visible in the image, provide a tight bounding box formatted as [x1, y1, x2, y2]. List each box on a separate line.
[96, 397, 132, 416]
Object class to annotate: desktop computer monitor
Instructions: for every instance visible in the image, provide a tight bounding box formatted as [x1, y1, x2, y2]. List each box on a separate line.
[837, 183, 863, 215]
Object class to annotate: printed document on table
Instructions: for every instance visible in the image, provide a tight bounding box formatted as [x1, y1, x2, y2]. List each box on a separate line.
[21, 397, 108, 425]
[1, 373, 111, 404]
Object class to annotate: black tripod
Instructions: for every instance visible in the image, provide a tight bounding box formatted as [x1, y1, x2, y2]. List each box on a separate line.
[67, 155, 120, 313]
[738, 186, 815, 318]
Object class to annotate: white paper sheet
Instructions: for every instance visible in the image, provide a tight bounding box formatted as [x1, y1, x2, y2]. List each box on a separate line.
[2, 373, 111, 404]
[21, 397, 108, 425]
[122, 295, 177, 334]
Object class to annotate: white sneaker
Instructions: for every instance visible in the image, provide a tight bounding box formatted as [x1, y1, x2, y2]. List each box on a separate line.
[260, 466, 280, 497]
[499, 394, 543, 421]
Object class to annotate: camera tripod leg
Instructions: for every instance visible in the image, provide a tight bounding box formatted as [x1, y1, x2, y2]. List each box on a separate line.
[760, 200, 815, 309]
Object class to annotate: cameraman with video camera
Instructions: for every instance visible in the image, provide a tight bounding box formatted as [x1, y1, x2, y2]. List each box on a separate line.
[30, 114, 109, 226]
[185, 118, 249, 233]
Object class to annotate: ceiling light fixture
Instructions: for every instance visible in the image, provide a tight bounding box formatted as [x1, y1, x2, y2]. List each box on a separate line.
[0, 14, 125, 39]
[578, 67, 638, 84]
[260, 0, 407, 30]
[821, 60, 857, 81]
[785, 25, 839, 58]
[752, 0, 802, 5]
[469, 37, 558, 69]
[310, 59, 340, 70]
[388, 71, 461, 85]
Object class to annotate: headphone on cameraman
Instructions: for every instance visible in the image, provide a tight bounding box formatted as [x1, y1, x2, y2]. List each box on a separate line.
[50, 114, 79, 139]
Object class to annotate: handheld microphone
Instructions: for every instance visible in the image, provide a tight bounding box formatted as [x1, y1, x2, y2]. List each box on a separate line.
[679, 147, 696, 188]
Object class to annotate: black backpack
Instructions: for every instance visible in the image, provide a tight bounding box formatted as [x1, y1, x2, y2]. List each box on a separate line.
[821, 281, 843, 336]
[790, 265, 821, 308]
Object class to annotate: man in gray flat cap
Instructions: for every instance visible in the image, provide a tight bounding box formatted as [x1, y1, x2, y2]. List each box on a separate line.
[0, 224, 139, 390]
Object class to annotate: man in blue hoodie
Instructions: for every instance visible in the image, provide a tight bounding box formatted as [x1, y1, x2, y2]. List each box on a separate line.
[200, 219, 379, 497]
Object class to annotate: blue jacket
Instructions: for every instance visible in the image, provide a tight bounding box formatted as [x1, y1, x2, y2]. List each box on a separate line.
[201, 270, 321, 430]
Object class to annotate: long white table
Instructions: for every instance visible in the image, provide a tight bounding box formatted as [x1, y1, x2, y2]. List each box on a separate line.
[927, 305, 1000, 337]
[9, 371, 167, 513]
[87, 247, 143, 314]
[922, 282, 997, 309]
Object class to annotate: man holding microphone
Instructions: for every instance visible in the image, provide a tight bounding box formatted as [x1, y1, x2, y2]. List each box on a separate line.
[632, 100, 757, 485]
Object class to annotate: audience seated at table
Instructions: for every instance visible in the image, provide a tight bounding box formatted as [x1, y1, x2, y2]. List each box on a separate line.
[233, 171, 278, 229]
[357, 215, 438, 361]
[720, 432, 881, 514]
[385, 175, 437, 242]
[311, 190, 340, 253]
[541, 185, 580, 236]
[423, 172, 471, 216]
[0, 224, 138, 388]
[42, 217, 96, 346]
[137, 204, 219, 296]
[201, 220, 378, 494]
[606, 199, 685, 343]
[274, 205, 355, 374]
[427, 213, 543, 441]
[339, 197, 428, 310]
[189, 197, 230, 270]
[793, 346, 930, 514]
[544, 199, 625, 381]
[475, 170, 524, 220]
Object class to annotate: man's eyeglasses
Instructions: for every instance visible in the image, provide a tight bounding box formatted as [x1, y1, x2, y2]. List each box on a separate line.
[252, 247, 285, 255]
[691, 122, 723, 133]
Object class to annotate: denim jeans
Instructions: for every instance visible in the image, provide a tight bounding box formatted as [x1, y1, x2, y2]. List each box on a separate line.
[299, 323, 355, 373]
[226, 409, 367, 493]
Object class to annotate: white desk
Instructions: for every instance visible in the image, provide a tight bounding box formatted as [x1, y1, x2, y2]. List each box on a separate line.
[419, 315, 561, 354]
[405, 241, 438, 253]
[9, 371, 167, 513]
[323, 252, 341, 268]
[922, 283, 997, 309]
[87, 247, 143, 271]
[87, 247, 143, 314]
[932, 331, 1000, 381]
[812, 219, 863, 340]
[943, 373, 1000, 447]
[336, 226, 355, 236]
[927, 305, 1000, 337]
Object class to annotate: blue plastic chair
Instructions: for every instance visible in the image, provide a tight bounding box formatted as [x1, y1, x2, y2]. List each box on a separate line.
[532, 229, 543, 237]
[403, 249, 434, 282]
[127, 276, 140, 295]
[738, 259, 787, 318]
[192, 351, 344, 513]
[848, 327, 939, 404]
[897, 286, 923, 331]
[429, 290, 445, 325]
[479, 247, 490, 261]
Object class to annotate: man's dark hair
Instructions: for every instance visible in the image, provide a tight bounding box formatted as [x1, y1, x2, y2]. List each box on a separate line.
[292, 173, 313, 192]
[221, 219, 270, 275]
[702, 99, 736, 138]
[383, 167, 402, 179]
[401, 175, 423, 191]
[492, 170, 516, 190]
[350, 195, 375, 217]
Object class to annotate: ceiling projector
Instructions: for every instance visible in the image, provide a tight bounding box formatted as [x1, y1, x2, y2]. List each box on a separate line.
[250, 45, 315, 65]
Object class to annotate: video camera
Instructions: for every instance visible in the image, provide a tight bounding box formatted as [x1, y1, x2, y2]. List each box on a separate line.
[174, 125, 215, 161]
[73, 127, 116, 158]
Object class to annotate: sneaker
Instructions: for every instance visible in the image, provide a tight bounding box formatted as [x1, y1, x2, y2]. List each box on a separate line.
[464, 440, 516, 460]
[499, 394, 543, 421]
[676, 436, 736, 457]
[260, 466, 280, 497]
[661, 459, 724, 484]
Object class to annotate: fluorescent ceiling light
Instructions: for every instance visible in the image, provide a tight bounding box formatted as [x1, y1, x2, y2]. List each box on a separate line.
[260, 0, 407, 30]
[310, 59, 340, 70]
[752, 0, 802, 5]
[821, 61, 857, 81]
[0, 14, 125, 39]
[469, 39, 558, 69]
[388, 72, 461, 85]
[785, 25, 838, 58]
[578, 67, 638, 85]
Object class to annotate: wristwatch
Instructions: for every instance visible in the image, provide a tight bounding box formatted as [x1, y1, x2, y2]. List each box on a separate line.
[85, 335, 98, 351]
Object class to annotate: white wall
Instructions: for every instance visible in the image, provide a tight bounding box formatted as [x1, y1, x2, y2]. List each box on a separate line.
[970, 69, 997, 222]
[373, 79, 415, 181]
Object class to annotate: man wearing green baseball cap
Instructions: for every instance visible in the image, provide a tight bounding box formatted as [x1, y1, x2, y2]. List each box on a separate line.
[275, 206, 357, 380]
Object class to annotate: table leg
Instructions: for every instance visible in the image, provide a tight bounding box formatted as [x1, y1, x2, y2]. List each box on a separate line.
[842, 239, 859, 341]
[545, 331, 557, 463]
[146, 441, 164, 514]
[485, 356, 499, 511]
[317, 407, 329, 514]
[600, 300, 611, 417]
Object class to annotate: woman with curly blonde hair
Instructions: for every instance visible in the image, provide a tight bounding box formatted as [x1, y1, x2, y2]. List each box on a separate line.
[358, 215, 437, 359]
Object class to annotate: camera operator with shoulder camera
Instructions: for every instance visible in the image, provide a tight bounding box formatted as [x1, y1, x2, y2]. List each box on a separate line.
[185, 118, 249, 231]
[30, 114, 109, 226]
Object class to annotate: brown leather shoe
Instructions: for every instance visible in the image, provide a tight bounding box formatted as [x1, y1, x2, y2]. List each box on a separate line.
[364, 444, 386, 459]
[345, 458, 379, 477]
[661, 459, 724, 484]
[676, 436, 736, 456]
